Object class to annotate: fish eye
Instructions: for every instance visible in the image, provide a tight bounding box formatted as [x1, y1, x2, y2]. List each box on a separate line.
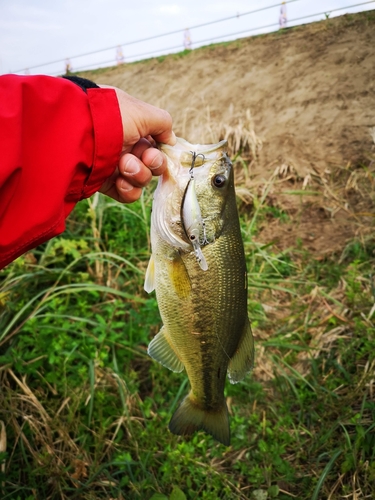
[212, 174, 226, 188]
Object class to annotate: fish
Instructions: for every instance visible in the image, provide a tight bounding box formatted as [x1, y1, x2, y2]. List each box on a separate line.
[144, 137, 254, 446]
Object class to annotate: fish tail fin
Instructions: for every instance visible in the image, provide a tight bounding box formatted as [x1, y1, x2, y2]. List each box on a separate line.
[169, 393, 230, 446]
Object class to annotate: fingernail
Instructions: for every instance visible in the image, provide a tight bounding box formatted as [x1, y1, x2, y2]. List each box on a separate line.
[124, 157, 140, 175]
[149, 154, 163, 170]
[119, 179, 133, 192]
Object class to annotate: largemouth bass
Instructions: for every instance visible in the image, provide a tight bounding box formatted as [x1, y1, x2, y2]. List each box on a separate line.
[144, 137, 254, 445]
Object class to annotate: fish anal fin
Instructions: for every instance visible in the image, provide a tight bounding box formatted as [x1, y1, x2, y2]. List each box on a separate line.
[227, 317, 254, 384]
[169, 393, 230, 446]
[144, 254, 155, 293]
[148, 326, 184, 373]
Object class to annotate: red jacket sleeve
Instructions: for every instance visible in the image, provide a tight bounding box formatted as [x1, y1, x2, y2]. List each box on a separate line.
[0, 75, 123, 270]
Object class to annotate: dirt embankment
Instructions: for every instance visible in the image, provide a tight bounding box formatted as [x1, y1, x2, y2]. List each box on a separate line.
[83, 11, 375, 255]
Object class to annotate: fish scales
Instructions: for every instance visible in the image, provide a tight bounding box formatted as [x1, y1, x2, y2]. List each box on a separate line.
[144, 137, 254, 445]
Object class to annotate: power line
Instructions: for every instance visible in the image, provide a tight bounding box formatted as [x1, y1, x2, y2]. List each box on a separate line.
[13, 0, 301, 73]
[68, 0, 375, 74]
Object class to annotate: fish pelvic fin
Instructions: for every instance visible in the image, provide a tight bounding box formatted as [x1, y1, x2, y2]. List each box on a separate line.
[144, 254, 155, 293]
[227, 317, 254, 384]
[148, 326, 184, 373]
[169, 394, 230, 446]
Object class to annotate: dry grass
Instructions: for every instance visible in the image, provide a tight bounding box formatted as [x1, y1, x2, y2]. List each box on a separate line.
[0, 362, 146, 498]
[253, 271, 375, 382]
[171, 102, 263, 163]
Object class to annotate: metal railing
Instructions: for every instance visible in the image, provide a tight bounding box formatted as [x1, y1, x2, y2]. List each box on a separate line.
[10, 0, 375, 76]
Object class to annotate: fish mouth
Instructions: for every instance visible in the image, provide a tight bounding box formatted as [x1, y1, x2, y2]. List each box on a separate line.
[160, 136, 228, 154]
[159, 137, 228, 173]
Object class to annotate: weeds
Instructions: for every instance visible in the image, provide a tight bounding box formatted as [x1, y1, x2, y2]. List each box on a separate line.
[1, 126, 375, 499]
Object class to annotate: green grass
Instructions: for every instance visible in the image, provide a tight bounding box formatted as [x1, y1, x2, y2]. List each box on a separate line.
[0, 174, 374, 499]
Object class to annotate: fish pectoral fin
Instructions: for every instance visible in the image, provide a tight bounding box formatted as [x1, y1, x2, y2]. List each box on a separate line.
[168, 252, 192, 299]
[147, 326, 185, 373]
[144, 254, 155, 293]
[169, 393, 230, 446]
[227, 317, 254, 384]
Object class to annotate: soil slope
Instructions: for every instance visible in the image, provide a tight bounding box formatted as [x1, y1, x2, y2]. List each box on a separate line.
[82, 11, 375, 255]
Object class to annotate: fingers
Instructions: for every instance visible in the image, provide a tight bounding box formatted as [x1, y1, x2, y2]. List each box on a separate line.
[98, 166, 145, 203]
[120, 138, 168, 181]
[99, 153, 166, 203]
[100, 139, 168, 203]
[139, 145, 167, 176]
[115, 177, 143, 204]
[136, 101, 176, 146]
[114, 88, 176, 149]
[114, 153, 154, 203]
[119, 154, 152, 189]
[98, 87, 175, 204]
[130, 137, 167, 176]
[143, 104, 176, 146]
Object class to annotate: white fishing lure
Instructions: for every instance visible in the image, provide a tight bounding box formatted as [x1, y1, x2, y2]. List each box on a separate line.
[181, 173, 208, 271]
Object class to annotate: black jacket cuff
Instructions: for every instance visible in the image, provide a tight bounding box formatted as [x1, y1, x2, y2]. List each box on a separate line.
[62, 76, 100, 93]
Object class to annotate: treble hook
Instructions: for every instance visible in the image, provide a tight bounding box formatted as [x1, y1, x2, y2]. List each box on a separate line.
[189, 151, 205, 178]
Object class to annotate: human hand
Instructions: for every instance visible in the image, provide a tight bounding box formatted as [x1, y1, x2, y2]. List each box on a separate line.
[99, 88, 176, 203]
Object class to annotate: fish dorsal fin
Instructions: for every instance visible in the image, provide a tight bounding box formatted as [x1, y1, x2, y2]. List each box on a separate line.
[148, 326, 185, 373]
[144, 254, 155, 293]
[227, 317, 254, 384]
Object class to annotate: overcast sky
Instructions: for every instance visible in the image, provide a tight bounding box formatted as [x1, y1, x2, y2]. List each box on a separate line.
[0, 0, 374, 76]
